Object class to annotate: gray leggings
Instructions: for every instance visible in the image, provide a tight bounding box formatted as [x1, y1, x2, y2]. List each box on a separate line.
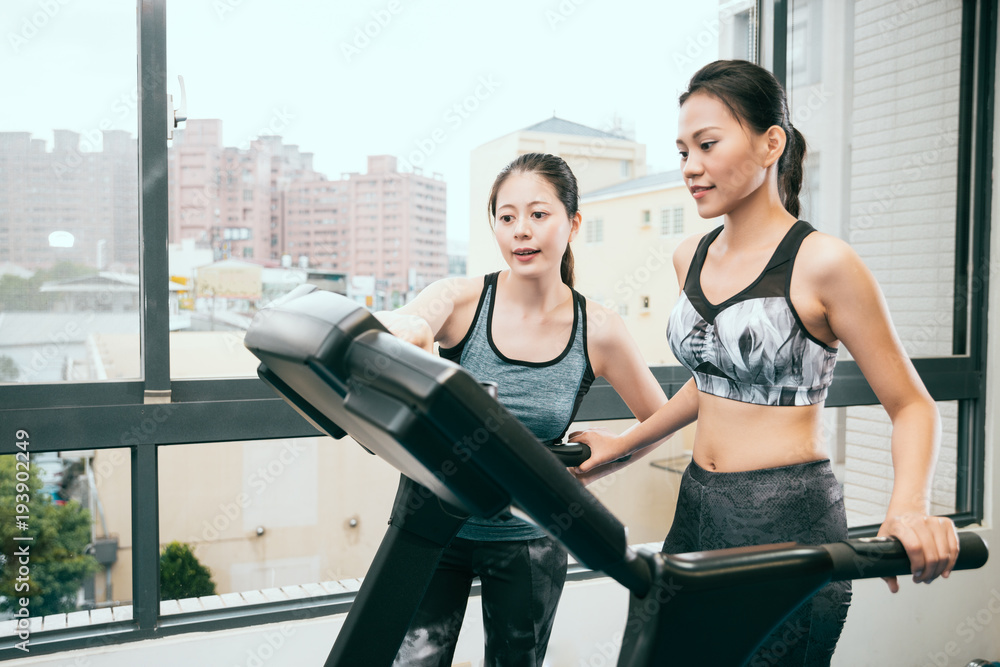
[662, 459, 852, 667]
[393, 535, 568, 667]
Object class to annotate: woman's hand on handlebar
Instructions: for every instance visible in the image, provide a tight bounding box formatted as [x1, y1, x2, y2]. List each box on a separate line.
[566, 428, 630, 485]
[877, 511, 960, 593]
[373, 312, 434, 353]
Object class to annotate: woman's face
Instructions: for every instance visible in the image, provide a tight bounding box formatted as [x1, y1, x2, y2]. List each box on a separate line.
[676, 91, 772, 219]
[493, 172, 579, 280]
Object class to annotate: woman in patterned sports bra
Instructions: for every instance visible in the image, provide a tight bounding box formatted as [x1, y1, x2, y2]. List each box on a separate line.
[571, 60, 959, 666]
[375, 153, 667, 666]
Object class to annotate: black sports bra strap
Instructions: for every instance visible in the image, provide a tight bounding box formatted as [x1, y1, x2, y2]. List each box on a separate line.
[683, 225, 724, 292]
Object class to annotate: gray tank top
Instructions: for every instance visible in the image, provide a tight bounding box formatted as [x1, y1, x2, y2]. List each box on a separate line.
[439, 272, 595, 541]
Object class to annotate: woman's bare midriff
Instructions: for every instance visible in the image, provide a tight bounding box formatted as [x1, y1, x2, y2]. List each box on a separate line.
[692, 392, 829, 472]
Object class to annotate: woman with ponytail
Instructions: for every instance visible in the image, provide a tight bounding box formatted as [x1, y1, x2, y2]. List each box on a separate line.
[377, 152, 666, 666]
[572, 60, 959, 665]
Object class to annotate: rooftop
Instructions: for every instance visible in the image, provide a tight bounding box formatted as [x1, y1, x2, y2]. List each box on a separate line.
[582, 169, 685, 200]
[520, 116, 628, 140]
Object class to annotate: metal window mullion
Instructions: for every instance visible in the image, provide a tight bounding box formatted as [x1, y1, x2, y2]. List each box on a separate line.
[135, 0, 168, 632]
[772, 0, 788, 87]
[953, 0, 978, 356]
[131, 444, 160, 631]
[138, 0, 170, 393]
[965, 0, 997, 521]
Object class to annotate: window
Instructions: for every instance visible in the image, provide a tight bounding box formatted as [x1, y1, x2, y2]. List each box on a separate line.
[660, 208, 672, 235]
[775, 0, 986, 534]
[641, 209, 651, 226]
[585, 218, 604, 244]
[0, 1, 990, 661]
[0, 3, 140, 385]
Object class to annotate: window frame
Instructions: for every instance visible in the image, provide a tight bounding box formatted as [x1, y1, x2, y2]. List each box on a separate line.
[0, 0, 993, 658]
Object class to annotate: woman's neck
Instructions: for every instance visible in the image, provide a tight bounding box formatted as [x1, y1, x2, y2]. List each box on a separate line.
[721, 177, 797, 251]
[498, 270, 570, 316]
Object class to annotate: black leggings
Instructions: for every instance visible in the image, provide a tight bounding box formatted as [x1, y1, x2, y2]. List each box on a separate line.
[662, 459, 852, 667]
[393, 535, 568, 667]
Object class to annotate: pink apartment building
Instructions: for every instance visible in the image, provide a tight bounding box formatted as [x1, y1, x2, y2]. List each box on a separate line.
[0, 130, 138, 271]
[285, 155, 447, 298]
[168, 121, 447, 300]
[167, 120, 319, 263]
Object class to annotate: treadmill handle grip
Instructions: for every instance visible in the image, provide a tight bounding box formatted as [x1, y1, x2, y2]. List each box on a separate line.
[827, 532, 988, 581]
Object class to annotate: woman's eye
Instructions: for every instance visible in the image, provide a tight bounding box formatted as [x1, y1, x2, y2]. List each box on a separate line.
[700, 141, 716, 151]
[678, 151, 688, 160]
[499, 215, 513, 223]
[532, 211, 547, 219]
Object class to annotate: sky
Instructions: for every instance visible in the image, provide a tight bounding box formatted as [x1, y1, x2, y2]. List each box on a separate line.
[2, 0, 720, 250]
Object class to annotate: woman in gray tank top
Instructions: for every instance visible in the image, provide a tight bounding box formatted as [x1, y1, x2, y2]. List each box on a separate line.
[376, 153, 667, 666]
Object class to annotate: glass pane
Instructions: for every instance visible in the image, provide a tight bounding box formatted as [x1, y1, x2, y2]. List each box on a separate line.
[0, 446, 132, 632]
[156, 437, 398, 612]
[0, 2, 140, 383]
[165, 1, 721, 376]
[840, 401, 959, 527]
[786, 0, 963, 358]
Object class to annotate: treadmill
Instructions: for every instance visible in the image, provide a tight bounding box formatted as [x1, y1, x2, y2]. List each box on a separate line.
[243, 285, 989, 667]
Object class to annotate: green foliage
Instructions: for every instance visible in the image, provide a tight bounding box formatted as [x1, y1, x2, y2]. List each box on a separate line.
[0, 262, 96, 311]
[0, 456, 100, 616]
[159, 541, 217, 600]
[0, 355, 18, 382]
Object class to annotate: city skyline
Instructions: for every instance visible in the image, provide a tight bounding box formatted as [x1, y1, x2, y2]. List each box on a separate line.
[2, 0, 721, 247]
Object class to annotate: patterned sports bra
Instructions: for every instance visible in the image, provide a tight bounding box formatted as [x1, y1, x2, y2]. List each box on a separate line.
[667, 220, 838, 406]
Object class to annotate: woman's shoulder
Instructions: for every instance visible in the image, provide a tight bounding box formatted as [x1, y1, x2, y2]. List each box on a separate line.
[581, 297, 629, 348]
[672, 230, 712, 280]
[797, 229, 863, 281]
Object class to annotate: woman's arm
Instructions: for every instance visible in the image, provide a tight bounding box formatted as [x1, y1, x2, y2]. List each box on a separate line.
[809, 234, 959, 591]
[570, 237, 703, 481]
[569, 378, 698, 481]
[567, 302, 698, 483]
[373, 276, 479, 351]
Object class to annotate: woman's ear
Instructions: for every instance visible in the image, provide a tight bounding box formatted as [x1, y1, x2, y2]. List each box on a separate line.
[569, 211, 582, 242]
[762, 125, 787, 168]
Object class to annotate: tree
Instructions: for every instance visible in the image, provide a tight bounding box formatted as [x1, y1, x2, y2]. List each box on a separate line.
[0, 355, 18, 382]
[0, 455, 100, 616]
[159, 542, 217, 600]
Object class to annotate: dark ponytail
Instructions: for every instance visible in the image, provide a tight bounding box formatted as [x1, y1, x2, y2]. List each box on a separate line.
[680, 60, 806, 217]
[487, 152, 579, 288]
[560, 245, 575, 289]
[780, 125, 806, 218]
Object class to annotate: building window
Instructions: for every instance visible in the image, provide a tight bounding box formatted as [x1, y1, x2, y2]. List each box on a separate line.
[585, 218, 603, 243]
[620, 160, 631, 178]
[673, 207, 684, 235]
[641, 209, 651, 227]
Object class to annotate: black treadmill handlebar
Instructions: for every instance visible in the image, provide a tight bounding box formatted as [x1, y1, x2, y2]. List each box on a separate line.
[823, 532, 988, 582]
[647, 532, 988, 596]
